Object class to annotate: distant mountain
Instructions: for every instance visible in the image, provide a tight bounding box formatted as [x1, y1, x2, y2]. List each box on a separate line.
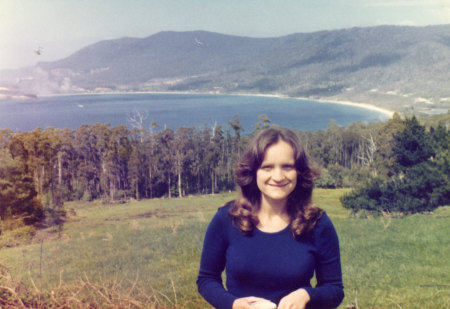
[1, 25, 450, 114]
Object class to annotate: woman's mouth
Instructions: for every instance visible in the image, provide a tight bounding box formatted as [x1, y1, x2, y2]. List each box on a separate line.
[268, 183, 289, 188]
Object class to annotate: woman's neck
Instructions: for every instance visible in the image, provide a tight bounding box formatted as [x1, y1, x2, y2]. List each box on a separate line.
[259, 195, 288, 215]
[257, 197, 290, 232]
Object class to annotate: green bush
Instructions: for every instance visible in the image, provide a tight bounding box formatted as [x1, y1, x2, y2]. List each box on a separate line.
[316, 166, 372, 189]
[315, 168, 336, 188]
[341, 162, 449, 214]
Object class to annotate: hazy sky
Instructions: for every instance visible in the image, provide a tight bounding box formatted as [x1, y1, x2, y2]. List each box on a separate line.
[1, 0, 450, 70]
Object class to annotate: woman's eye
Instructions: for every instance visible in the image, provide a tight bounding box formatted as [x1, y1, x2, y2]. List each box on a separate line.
[260, 166, 272, 171]
[283, 165, 295, 170]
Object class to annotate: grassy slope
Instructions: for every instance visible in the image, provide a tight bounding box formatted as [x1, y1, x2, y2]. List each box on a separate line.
[0, 189, 449, 308]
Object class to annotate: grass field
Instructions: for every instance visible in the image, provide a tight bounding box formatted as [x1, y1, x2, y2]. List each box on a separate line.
[0, 189, 449, 308]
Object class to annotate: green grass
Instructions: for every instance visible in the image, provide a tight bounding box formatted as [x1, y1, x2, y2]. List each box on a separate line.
[0, 190, 449, 308]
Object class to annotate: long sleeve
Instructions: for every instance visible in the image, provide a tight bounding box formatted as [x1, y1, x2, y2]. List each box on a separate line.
[303, 214, 344, 308]
[197, 207, 237, 309]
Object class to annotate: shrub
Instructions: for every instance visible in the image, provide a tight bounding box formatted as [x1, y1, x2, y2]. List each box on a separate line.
[316, 166, 373, 189]
[316, 168, 337, 188]
[341, 162, 449, 214]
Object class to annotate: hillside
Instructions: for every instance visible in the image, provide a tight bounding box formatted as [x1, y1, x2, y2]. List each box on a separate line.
[1, 25, 450, 114]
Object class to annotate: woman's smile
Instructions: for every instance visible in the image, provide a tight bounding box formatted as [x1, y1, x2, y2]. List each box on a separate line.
[268, 182, 290, 188]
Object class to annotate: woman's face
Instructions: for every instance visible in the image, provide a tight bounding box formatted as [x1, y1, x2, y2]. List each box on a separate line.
[256, 140, 297, 205]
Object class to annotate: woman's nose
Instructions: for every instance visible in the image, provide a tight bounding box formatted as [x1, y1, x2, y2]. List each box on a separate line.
[272, 168, 284, 181]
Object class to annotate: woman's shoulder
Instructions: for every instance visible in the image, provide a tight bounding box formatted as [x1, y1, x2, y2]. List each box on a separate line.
[313, 211, 339, 240]
[317, 211, 332, 225]
[210, 201, 234, 224]
[217, 200, 233, 215]
[205, 201, 234, 238]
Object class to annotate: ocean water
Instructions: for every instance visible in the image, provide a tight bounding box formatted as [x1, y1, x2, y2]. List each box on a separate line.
[0, 93, 389, 132]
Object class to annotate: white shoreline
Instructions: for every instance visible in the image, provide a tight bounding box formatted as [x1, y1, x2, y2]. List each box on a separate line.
[298, 97, 395, 117]
[39, 91, 395, 118]
[226, 92, 395, 117]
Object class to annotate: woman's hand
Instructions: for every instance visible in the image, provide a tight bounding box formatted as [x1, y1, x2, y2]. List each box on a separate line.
[277, 289, 310, 309]
[232, 296, 271, 309]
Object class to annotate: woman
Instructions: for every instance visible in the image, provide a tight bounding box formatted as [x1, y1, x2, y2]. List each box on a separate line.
[197, 128, 344, 309]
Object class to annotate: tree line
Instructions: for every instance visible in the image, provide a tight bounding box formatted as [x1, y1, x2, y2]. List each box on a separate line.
[0, 112, 448, 228]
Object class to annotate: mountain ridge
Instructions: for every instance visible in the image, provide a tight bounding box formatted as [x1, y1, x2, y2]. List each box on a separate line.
[1, 25, 450, 114]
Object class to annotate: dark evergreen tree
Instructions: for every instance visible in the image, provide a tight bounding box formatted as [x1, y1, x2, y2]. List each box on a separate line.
[0, 149, 43, 224]
[392, 116, 434, 173]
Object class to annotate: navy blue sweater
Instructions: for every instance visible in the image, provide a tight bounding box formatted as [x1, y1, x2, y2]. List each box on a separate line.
[197, 204, 344, 309]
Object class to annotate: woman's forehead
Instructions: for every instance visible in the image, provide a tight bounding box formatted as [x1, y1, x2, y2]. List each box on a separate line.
[262, 140, 295, 161]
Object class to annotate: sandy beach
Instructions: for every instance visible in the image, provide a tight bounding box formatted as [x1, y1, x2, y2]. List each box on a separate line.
[230, 92, 395, 118]
[299, 97, 395, 117]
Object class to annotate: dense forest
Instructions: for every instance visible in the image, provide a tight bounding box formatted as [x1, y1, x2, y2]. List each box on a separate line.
[0, 112, 448, 231]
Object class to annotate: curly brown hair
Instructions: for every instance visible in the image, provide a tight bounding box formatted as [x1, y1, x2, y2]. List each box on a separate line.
[229, 127, 323, 238]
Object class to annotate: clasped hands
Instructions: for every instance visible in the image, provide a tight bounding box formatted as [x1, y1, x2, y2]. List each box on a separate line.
[232, 289, 310, 309]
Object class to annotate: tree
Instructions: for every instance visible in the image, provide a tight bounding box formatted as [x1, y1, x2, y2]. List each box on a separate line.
[174, 127, 195, 197]
[0, 129, 14, 149]
[113, 125, 132, 196]
[392, 115, 434, 173]
[372, 113, 405, 177]
[55, 129, 77, 202]
[255, 114, 271, 131]
[74, 125, 101, 200]
[429, 122, 450, 174]
[156, 129, 176, 198]
[143, 123, 160, 198]
[228, 114, 244, 158]
[325, 120, 345, 167]
[19, 129, 54, 204]
[128, 129, 144, 200]
[0, 148, 43, 224]
[205, 125, 224, 194]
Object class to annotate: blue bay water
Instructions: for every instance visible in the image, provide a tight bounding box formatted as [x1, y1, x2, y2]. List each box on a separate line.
[0, 93, 389, 132]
